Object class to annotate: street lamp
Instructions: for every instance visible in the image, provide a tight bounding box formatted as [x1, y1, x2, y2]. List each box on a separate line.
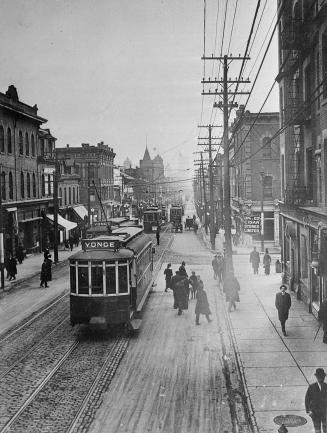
[259, 171, 265, 253]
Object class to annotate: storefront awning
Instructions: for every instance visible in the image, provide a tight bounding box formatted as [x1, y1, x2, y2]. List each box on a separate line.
[72, 205, 88, 221]
[19, 217, 42, 223]
[46, 214, 77, 231]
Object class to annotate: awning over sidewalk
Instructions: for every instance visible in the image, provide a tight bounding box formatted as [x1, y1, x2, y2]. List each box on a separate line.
[46, 214, 77, 231]
[72, 205, 88, 221]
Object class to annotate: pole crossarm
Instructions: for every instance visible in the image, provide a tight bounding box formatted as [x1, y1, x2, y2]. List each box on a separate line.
[201, 56, 250, 61]
[202, 91, 250, 95]
[202, 79, 250, 84]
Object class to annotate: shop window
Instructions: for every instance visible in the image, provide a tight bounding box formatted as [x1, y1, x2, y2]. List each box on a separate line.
[105, 264, 116, 294]
[9, 172, 13, 199]
[91, 262, 103, 294]
[0, 126, 4, 152]
[19, 131, 23, 155]
[25, 132, 29, 156]
[31, 134, 35, 156]
[78, 266, 89, 294]
[262, 137, 272, 158]
[27, 173, 31, 198]
[1, 172, 5, 200]
[32, 173, 36, 197]
[7, 128, 12, 153]
[300, 234, 308, 278]
[20, 172, 25, 199]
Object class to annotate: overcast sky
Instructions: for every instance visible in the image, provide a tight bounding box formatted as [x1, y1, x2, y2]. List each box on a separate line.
[0, 0, 278, 169]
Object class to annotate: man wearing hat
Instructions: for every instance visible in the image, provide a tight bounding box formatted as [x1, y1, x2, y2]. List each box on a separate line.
[275, 284, 291, 336]
[305, 368, 327, 433]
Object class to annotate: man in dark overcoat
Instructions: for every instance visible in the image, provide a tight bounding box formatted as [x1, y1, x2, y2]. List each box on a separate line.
[171, 271, 184, 309]
[223, 274, 240, 312]
[195, 283, 212, 325]
[275, 284, 291, 336]
[318, 299, 327, 344]
[40, 258, 49, 288]
[174, 277, 188, 315]
[8, 254, 17, 281]
[305, 368, 327, 433]
[250, 246, 260, 274]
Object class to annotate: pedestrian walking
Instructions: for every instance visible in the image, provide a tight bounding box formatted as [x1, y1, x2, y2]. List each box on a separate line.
[45, 254, 53, 282]
[64, 239, 69, 251]
[16, 244, 24, 264]
[40, 258, 49, 288]
[171, 271, 183, 309]
[211, 255, 219, 279]
[156, 225, 160, 246]
[263, 248, 271, 275]
[189, 271, 198, 299]
[249, 246, 260, 274]
[8, 254, 17, 280]
[223, 274, 240, 312]
[275, 284, 291, 336]
[69, 237, 74, 252]
[164, 263, 173, 292]
[179, 261, 187, 277]
[216, 253, 224, 284]
[193, 222, 198, 235]
[318, 299, 327, 344]
[174, 277, 189, 315]
[195, 283, 212, 325]
[305, 368, 327, 433]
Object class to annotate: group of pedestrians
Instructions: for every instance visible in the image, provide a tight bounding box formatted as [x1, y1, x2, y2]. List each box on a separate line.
[164, 262, 212, 325]
[249, 246, 272, 275]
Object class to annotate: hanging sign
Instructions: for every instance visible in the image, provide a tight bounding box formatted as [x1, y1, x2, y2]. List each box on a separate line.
[244, 215, 261, 233]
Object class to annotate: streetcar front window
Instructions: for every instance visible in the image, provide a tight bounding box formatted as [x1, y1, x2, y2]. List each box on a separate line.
[91, 261, 103, 294]
[118, 264, 128, 293]
[78, 266, 89, 294]
[105, 264, 116, 294]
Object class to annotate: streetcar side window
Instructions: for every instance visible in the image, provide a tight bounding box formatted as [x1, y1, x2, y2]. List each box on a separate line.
[78, 266, 89, 294]
[105, 263, 116, 294]
[91, 261, 104, 294]
[118, 264, 128, 293]
[70, 261, 76, 293]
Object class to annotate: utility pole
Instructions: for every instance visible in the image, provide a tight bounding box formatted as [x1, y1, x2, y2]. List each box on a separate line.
[87, 162, 91, 228]
[53, 153, 59, 263]
[194, 152, 209, 235]
[198, 125, 221, 250]
[202, 54, 250, 276]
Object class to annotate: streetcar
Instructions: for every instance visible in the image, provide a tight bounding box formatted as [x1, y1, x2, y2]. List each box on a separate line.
[143, 207, 163, 233]
[69, 226, 154, 332]
[170, 204, 183, 232]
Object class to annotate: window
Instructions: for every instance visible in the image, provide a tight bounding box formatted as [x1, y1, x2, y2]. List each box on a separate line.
[0, 126, 4, 152]
[32, 173, 36, 197]
[9, 172, 13, 199]
[105, 264, 116, 294]
[307, 149, 313, 199]
[78, 266, 89, 294]
[7, 128, 12, 153]
[48, 174, 51, 195]
[20, 172, 25, 198]
[317, 51, 321, 108]
[91, 261, 104, 294]
[26, 173, 31, 198]
[77, 187, 79, 203]
[262, 137, 272, 158]
[1, 172, 5, 200]
[322, 30, 327, 98]
[304, 65, 311, 103]
[59, 187, 62, 206]
[31, 134, 35, 156]
[69, 187, 71, 204]
[263, 176, 273, 199]
[40, 139, 45, 156]
[300, 234, 308, 279]
[19, 131, 23, 155]
[73, 187, 76, 204]
[64, 188, 67, 205]
[118, 264, 128, 293]
[41, 174, 45, 196]
[25, 132, 29, 156]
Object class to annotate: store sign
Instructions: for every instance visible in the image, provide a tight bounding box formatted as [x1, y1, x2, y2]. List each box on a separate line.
[244, 216, 261, 233]
[82, 239, 119, 251]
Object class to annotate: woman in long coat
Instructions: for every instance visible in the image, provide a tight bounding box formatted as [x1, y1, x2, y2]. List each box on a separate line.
[8, 255, 17, 281]
[195, 283, 212, 325]
[174, 277, 189, 315]
[223, 274, 240, 312]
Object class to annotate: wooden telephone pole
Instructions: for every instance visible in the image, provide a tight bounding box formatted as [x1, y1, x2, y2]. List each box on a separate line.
[202, 54, 250, 275]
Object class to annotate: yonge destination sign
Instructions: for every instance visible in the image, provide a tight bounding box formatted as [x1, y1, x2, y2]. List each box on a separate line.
[243, 215, 261, 233]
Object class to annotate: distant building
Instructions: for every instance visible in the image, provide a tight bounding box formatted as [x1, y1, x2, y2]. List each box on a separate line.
[230, 107, 280, 248]
[139, 147, 165, 204]
[123, 157, 132, 170]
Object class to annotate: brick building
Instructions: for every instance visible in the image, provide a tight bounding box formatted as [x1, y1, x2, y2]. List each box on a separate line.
[230, 107, 280, 248]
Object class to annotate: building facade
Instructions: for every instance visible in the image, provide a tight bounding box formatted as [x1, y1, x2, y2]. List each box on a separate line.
[277, 0, 327, 313]
[229, 108, 281, 249]
[0, 85, 56, 254]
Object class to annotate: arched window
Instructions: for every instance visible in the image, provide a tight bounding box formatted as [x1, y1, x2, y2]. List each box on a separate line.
[48, 174, 51, 195]
[263, 176, 273, 199]
[31, 134, 35, 156]
[73, 187, 76, 204]
[40, 139, 45, 156]
[32, 173, 36, 197]
[1, 172, 6, 200]
[7, 128, 12, 153]
[68, 187, 71, 204]
[64, 188, 67, 205]
[20, 172, 25, 198]
[0, 126, 4, 152]
[262, 137, 272, 158]
[9, 172, 13, 199]
[19, 131, 23, 155]
[59, 187, 62, 207]
[26, 173, 31, 198]
[41, 174, 45, 196]
[25, 132, 29, 156]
